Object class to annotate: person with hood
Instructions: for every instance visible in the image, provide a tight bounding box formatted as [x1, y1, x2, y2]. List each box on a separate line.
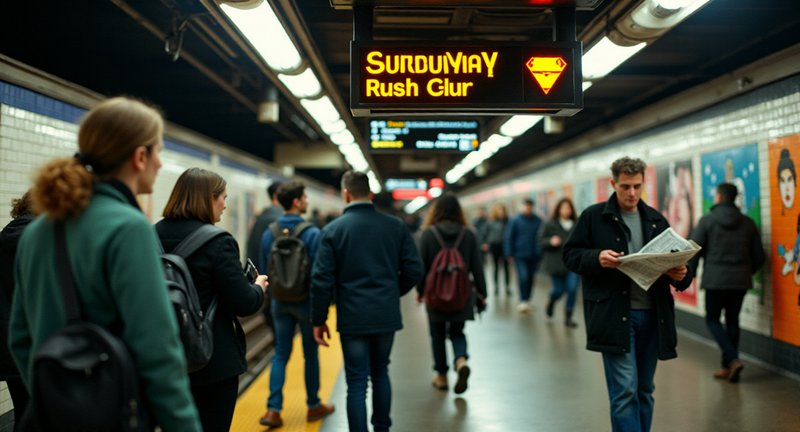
[0, 191, 35, 428]
[417, 193, 487, 394]
[689, 182, 765, 383]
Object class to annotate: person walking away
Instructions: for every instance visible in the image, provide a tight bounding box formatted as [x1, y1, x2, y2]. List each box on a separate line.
[484, 203, 510, 296]
[538, 198, 580, 328]
[417, 193, 487, 394]
[504, 198, 543, 313]
[10, 97, 202, 430]
[0, 192, 35, 429]
[246, 181, 284, 331]
[156, 167, 268, 431]
[259, 181, 334, 428]
[311, 171, 423, 432]
[689, 182, 765, 383]
[563, 156, 692, 432]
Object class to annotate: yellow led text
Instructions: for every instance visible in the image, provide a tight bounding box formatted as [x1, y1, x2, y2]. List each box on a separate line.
[366, 51, 498, 77]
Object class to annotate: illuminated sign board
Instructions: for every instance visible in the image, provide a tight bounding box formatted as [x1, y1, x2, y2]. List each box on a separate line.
[385, 178, 428, 191]
[369, 119, 479, 153]
[351, 41, 582, 116]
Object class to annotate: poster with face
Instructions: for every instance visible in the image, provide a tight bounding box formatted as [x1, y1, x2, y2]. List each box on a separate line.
[700, 143, 762, 295]
[656, 159, 697, 306]
[769, 134, 800, 346]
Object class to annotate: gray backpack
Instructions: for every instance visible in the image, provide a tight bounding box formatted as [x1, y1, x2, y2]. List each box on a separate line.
[267, 221, 313, 302]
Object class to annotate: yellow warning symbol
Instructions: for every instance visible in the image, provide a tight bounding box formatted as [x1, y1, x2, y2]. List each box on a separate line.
[526, 57, 567, 95]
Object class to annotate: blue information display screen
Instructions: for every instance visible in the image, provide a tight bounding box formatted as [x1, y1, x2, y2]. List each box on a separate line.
[369, 119, 479, 153]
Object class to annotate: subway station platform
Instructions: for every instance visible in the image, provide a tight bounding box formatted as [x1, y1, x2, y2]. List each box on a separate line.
[234, 275, 800, 432]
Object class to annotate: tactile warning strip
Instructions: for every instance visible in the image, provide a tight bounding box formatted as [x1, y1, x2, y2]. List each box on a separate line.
[231, 306, 343, 432]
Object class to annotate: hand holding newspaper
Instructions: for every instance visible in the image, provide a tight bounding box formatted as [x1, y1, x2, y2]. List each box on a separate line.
[617, 228, 701, 290]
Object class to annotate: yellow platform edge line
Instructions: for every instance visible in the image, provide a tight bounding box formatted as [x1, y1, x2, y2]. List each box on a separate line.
[231, 306, 342, 432]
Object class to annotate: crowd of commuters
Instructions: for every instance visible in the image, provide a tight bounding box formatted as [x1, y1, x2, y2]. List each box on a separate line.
[0, 96, 769, 432]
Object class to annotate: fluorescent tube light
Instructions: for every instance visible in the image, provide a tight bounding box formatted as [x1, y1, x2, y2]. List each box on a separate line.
[582, 36, 647, 80]
[499, 115, 543, 137]
[404, 196, 429, 214]
[220, 1, 302, 73]
[330, 129, 355, 146]
[366, 170, 382, 193]
[319, 119, 346, 135]
[300, 96, 340, 124]
[278, 67, 322, 98]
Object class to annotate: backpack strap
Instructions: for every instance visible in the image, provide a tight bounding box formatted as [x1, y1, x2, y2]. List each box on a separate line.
[270, 220, 313, 239]
[430, 225, 466, 249]
[171, 224, 229, 259]
[54, 221, 82, 323]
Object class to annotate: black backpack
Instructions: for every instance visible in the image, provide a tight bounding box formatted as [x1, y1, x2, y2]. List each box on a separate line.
[267, 221, 313, 302]
[25, 221, 150, 431]
[158, 224, 227, 372]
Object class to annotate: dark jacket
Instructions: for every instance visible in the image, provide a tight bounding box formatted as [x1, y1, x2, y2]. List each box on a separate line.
[689, 202, 765, 290]
[246, 205, 283, 272]
[417, 222, 487, 322]
[156, 218, 264, 385]
[311, 202, 423, 334]
[504, 213, 543, 259]
[0, 214, 33, 379]
[562, 193, 693, 360]
[538, 219, 573, 276]
[484, 219, 506, 247]
[12, 183, 200, 430]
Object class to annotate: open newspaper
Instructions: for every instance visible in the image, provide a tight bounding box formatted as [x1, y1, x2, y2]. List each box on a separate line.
[617, 227, 701, 290]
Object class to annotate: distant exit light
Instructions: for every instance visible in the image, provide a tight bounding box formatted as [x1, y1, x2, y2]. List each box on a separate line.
[526, 57, 567, 95]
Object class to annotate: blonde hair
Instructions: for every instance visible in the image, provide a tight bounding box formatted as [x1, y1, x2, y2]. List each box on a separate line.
[489, 203, 507, 221]
[31, 97, 163, 220]
[162, 168, 227, 224]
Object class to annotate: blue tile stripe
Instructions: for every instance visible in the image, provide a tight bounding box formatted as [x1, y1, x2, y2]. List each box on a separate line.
[0, 80, 85, 123]
[164, 138, 211, 161]
[219, 157, 259, 175]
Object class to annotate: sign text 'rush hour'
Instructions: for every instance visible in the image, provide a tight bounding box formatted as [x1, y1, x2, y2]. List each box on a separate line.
[350, 42, 582, 116]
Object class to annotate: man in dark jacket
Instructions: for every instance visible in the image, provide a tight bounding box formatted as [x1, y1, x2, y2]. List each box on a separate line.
[246, 181, 283, 330]
[689, 182, 765, 383]
[563, 157, 692, 432]
[312, 171, 423, 432]
[504, 198, 543, 313]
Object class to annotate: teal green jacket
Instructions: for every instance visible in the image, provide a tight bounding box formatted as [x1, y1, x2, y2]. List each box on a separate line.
[10, 183, 201, 431]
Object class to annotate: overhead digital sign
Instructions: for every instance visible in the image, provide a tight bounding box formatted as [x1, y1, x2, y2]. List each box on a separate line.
[350, 41, 582, 117]
[369, 119, 479, 153]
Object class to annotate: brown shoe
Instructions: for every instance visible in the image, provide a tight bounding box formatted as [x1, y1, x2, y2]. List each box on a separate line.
[260, 410, 283, 428]
[454, 357, 471, 395]
[432, 374, 448, 390]
[728, 359, 744, 383]
[307, 403, 335, 422]
[713, 368, 730, 379]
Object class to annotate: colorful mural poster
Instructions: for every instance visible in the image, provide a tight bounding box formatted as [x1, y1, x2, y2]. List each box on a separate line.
[769, 134, 800, 346]
[596, 176, 613, 202]
[573, 180, 594, 214]
[656, 159, 697, 306]
[700, 143, 762, 295]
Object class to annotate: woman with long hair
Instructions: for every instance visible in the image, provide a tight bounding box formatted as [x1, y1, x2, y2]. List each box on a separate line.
[9, 97, 202, 430]
[484, 203, 510, 295]
[417, 193, 487, 394]
[156, 167, 268, 432]
[537, 197, 580, 327]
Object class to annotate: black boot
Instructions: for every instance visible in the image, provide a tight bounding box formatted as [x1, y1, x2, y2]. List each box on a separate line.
[546, 299, 555, 318]
[565, 310, 578, 328]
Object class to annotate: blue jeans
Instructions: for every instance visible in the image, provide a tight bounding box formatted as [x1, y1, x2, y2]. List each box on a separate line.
[705, 290, 747, 368]
[429, 320, 467, 374]
[267, 299, 321, 411]
[601, 309, 659, 432]
[340, 332, 395, 432]
[549, 272, 579, 311]
[515, 258, 539, 302]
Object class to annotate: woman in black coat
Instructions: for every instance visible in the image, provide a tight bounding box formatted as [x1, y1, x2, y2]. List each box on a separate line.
[537, 198, 580, 327]
[417, 193, 487, 395]
[156, 168, 268, 432]
[0, 192, 34, 430]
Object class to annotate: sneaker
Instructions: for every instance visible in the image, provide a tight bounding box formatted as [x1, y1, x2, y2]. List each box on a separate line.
[307, 403, 335, 422]
[454, 357, 471, 394]
[431, 374, 448, 390]
[260, 410, 283, 428]
[517, 302, 531, 313]
[564, 319, 579, 328]
[728, 359, 744, 383]
[712, 368, 730, 379]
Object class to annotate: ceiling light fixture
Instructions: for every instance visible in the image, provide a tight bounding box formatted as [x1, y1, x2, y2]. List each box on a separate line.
[278, 67, 322, 98]
[582, 36, 647, 80]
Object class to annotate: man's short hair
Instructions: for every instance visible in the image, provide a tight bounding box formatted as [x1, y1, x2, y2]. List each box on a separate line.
[267, 181, 283, 200]
[716, 182, 738, 204]
[276, 181, 305, 211]
[341, 171, 371, 199]
[610, 157, 647, 182]
[522, 198, 534, 206]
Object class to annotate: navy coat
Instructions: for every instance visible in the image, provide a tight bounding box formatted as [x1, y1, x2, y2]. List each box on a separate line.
[311, 202, 423, 334]
[562, 194, 693, 360]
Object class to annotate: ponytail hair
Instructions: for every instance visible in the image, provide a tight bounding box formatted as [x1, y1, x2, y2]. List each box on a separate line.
[31, 97, 163, 220]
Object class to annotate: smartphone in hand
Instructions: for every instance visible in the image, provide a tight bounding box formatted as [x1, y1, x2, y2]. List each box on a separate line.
[244, 258, 258, 283]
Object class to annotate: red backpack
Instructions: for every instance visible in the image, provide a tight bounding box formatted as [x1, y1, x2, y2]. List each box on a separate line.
[425, 226, 471, 312]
